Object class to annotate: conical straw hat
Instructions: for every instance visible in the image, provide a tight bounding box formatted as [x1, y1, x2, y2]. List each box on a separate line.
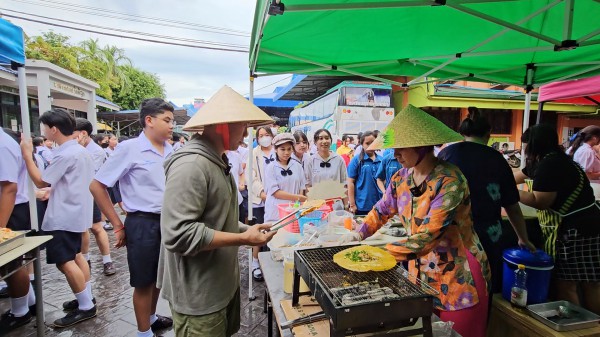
[183, 85, 273, 132]
[368, 104, 462, 150]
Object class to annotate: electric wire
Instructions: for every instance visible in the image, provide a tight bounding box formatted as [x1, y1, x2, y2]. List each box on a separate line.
[3, 13, 249, 53]
[244, 75, 293, 96]
[1, 9, 248, 49]
[7, 0, 250, 36]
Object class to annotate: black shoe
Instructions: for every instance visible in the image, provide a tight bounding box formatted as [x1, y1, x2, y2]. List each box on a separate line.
[29, 303, 36, 317]
[87, 260, 91, 272]
[252, 268, 264, 282]
[53, 306, 96, 328]
[0, 310, 33, 333]
[150, 315, 173, 332]
[103, 262, 116, 276]
[0, 287, 8, 299]
[62, 297, 96, 312]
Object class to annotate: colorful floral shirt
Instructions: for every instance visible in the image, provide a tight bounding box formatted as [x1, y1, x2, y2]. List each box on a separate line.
[357, 161, 490, 311]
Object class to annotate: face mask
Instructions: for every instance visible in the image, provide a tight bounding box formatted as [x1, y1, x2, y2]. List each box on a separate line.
[258, 136, 272, 147]
[271, 127, 278, 135]
[100, 142, 109, 148]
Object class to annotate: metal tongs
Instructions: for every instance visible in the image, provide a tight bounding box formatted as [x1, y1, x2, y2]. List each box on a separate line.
[267, 200, 325, 232]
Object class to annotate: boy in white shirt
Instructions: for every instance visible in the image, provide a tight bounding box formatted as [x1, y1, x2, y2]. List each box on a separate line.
[21, 108, 97, 328]
[0, 128, 36, 334]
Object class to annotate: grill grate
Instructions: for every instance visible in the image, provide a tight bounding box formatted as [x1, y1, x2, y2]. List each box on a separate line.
[297, 246, 437, 307]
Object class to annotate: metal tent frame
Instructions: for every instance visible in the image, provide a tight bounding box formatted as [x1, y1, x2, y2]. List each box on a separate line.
[246, 0, 600, 298]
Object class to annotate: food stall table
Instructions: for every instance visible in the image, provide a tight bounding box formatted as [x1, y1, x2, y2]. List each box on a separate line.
[259, 251, 462, 337]
[0, 236, 53, 337]
[487, 294, 600, 337]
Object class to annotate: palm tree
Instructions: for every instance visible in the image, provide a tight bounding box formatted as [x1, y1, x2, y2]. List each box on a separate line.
[102, 45, 132, 90]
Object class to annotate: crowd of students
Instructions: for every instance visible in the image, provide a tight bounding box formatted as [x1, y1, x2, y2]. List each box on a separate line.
[0, 99, 175, 337]
[1, 98, 598, 337]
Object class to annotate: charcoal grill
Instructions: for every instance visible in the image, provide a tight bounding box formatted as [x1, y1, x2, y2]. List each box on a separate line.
[292, 245, 437, 337]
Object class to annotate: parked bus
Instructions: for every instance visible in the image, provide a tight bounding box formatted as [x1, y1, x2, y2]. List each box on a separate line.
[289, 81, 394, 140]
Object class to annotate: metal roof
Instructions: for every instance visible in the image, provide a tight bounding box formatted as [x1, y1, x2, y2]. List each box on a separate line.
[274, 74, 365, 101]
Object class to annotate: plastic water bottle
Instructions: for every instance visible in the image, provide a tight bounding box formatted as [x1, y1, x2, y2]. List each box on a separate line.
[511, 264, 528, 307]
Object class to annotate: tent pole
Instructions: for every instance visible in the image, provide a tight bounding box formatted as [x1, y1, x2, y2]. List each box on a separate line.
[247, 75, 255, 301]
[536, 101, 544, 125]
[17, 65, 40, 231]
[520, 66, 534, 169]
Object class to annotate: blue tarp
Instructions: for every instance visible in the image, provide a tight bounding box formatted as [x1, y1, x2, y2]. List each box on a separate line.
[0, 18, 25, 65]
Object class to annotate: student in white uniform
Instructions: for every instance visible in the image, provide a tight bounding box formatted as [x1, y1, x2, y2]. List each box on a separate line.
[264, 133, 308, 223]
[304, 128, 348, 188]
[292, 130, 309, 169]
[226, 149, 246, 222]
[249, 126, 276, 281]
[90, 98, 174, 337]
[20, 108, 96, 328]
[0, 128, 36, 334]
[569, 125, 600, 183]
[73, 118, 116, 277]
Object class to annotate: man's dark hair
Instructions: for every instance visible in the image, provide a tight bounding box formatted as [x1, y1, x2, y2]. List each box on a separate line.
[341, 134, 350, 142]
[39, 108, 76, 136]
[33, 136, 44, 147]
[74, 117, 94, 135]
[139, 98, 174, 128]
[94, 133, 107, 144]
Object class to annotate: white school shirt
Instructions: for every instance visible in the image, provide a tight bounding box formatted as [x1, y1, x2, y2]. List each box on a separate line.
[264, 160, 306, 222]
[226, 150, 244, 205]
[236, 146, 249, 166]
[573, 143, 600, 183]
[0, 128, 29, 204]
[304, 152, 347, 186]
[85, 140, 107, 172]
[94, 131, 173, 214]
[42, 140, 94, 232]
[291, 152, 307, 170]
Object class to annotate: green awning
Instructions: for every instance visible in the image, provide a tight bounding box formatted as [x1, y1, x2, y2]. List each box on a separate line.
[250, 0, 600, 88]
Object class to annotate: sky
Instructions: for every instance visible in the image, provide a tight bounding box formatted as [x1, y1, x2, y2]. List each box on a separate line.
[1, 0, 292, 107]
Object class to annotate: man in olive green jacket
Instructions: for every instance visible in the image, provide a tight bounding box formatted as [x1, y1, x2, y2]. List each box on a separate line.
[158, 86, 275, 337]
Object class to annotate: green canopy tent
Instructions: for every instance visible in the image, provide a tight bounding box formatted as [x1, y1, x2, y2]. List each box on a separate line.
[245, 0, 600, 298]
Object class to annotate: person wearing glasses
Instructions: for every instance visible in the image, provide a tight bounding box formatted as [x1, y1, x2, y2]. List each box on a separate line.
[90, 98, 175, 337]
[347, 105, 491, 337]
[264, 133, 308, 224]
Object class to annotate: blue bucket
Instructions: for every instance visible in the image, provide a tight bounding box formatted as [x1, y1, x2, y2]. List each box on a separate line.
[502, 248, 554, 305]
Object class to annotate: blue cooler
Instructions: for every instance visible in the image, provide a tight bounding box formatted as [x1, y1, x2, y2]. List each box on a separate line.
[502, 248, 554, 305]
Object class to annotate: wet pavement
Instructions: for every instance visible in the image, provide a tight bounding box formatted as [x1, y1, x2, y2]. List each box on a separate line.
[0, 213, 268, 337]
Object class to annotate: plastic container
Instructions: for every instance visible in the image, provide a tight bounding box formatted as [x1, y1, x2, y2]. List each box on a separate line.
[327, 210, 353, 228]
[298, 210, 325, 235]
[502, 248, 553, 305]
[283, 253, 310, 293]
[277, 203, 329, 233]
[510, 264, 528, 307]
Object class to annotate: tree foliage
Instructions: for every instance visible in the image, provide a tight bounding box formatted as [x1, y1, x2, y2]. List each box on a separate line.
[25, 31, 165, 109]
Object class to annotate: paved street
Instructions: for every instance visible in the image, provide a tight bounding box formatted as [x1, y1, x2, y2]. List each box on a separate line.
[0, 213, 268, 337]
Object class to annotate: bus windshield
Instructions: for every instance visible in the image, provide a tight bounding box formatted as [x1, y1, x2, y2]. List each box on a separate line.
[343, 87, 391, 108]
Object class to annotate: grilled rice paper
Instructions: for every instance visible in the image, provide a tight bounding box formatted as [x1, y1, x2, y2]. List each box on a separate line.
[333, 246, 396, 272]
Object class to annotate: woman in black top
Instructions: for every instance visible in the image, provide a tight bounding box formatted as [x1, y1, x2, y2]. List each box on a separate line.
[515, 124, 600, 314]
[438, 107, 535, 296]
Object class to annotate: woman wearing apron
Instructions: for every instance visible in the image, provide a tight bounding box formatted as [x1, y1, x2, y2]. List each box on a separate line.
[516, 124, 600, 315]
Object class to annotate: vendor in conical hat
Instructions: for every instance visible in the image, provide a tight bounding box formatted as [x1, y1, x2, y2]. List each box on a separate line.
[158, 86, 277, 337]
[349, 105, 491, 337]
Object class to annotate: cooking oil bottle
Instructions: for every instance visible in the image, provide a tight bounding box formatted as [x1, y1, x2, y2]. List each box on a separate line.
[511, 264, 528, 308]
